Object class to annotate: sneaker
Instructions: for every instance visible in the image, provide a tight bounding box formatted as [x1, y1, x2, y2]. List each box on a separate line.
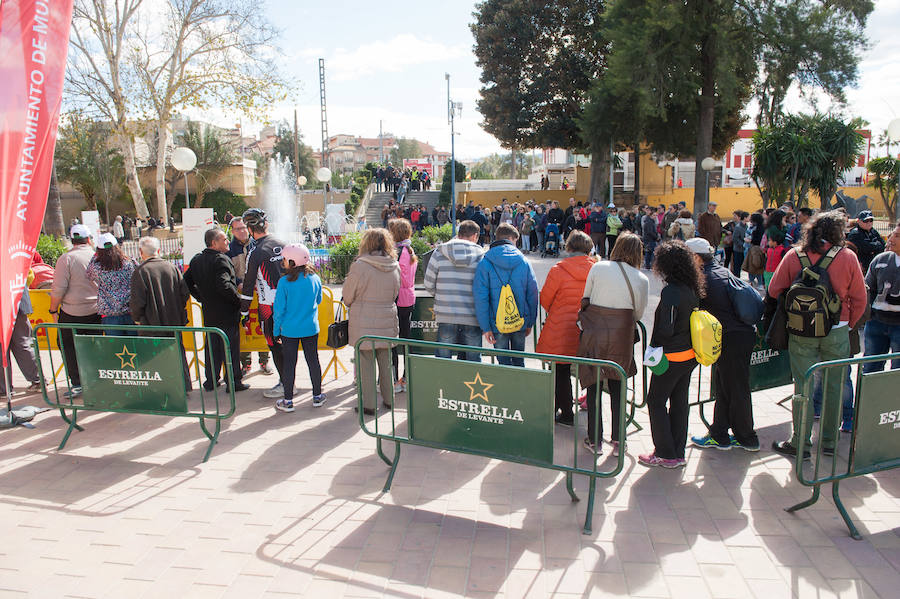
[555, 413, 574, 427]
[771, 440, 811, 460]
[576, 392, 588, 411]
[729, 436, 760, 452]
[393, 380, 406, 394]
[241, 364, 252, 375]
[312, 393, 327, 408]
[275, 399, 294, 413]
[26, 382, 42, 392]
[228, 383, 250, 392]
[354, 406, 376, 416]
[63, 386, 82, 398]
[690, 434, 731, 450]
[259, 362, 273, 374]
[638, 453, 685, 469]
[263, 382, 284, 398]
[610, 440, 626, 457]
[583, 437, 602, 455]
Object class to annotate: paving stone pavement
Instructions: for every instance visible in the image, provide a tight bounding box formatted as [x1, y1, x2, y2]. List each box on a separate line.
[1, 262, 898, 598]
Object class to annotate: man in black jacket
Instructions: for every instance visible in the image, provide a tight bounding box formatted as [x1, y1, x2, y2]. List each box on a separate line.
[641, 205, 660, 269]
[685, 238, 762, 451]
[185, 228, 248, 392]
[847, 210, 885, 274]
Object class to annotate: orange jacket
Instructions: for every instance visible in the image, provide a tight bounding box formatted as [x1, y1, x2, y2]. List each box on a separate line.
[536, 254, 596, 357]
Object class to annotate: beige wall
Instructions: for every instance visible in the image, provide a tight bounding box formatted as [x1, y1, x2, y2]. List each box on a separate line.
[646, 186, 876, 216]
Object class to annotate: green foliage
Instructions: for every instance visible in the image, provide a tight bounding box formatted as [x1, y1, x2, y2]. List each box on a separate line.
[415, 224, 453, 246]
[343, 167, 374, 215]
[750, 1, 873, 127]
[439, 160, 467, 205]
[751, 113, 866, 208]
[54, 111, 124, 212]
[36, 234, 67, 267]
[327, 232, 361, 281]
[866, 157, 899, 220]
[470, 153, 535, 179]
[471, 0, 605, 152]
[171, 188, 248, 220]
[389, 138, 422, 165]
[179, 121, 235, 206]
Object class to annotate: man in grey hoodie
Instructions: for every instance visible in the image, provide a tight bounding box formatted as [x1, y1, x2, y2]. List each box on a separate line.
[424, 220, 485, 361]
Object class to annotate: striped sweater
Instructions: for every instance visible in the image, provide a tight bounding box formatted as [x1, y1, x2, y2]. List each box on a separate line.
[423, 238, 485, 326]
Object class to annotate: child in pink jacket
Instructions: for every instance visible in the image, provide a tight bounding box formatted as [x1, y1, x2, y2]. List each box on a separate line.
[764, 238, 786, 290]
[388, 218, 417, 393]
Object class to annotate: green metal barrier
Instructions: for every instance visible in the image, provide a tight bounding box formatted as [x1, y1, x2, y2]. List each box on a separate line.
[33, 323, 236, 462]
[354, 335, 628, 535]
[690, 328, 793, 428]
[786, 352, 900, 540]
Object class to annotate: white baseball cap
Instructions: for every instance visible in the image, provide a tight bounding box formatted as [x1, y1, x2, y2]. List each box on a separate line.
[98, 233, 118, 248]
[685, 237, 713, 255]
[70, 224, 90, 240]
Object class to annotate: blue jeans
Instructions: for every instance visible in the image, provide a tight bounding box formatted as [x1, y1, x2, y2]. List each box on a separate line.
[862, 319, 900, 373]
[643, 241, 657, 269]
[811, 368, 854, 428]
[436, 323, 482, 362]
[102, 313, 136, 337]
[536, 230, 544, 251]
[731, 252, 744, 278]
[494, 329, 526, 367]
[749, 272, 765, 287]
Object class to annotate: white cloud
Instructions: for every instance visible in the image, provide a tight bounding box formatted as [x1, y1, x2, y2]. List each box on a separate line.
[327, 34, 469, 82]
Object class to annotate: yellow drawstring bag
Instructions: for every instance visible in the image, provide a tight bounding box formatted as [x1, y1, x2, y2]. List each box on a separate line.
[496, 282, 524, 334]
[690, 309, 722, 366]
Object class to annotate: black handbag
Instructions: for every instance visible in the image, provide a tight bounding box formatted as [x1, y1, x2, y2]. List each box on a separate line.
[764, 293, 789, 350]
[326, 303, 349, 348]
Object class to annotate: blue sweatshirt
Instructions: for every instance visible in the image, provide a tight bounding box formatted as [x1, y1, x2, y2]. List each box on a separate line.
[473, 240, 539, 334]
[273, 272, 323, 338]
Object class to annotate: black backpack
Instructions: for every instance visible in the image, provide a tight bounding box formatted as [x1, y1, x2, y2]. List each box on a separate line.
[784, 246, 843, 337]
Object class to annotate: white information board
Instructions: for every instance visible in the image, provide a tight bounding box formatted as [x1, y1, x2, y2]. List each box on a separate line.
[182, 208, 215, 264]
[80, 211, 101, 245]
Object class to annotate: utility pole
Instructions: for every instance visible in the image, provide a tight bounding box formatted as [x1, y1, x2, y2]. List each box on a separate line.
[319, 58, 329, 172]
[379, 120, 384, 164]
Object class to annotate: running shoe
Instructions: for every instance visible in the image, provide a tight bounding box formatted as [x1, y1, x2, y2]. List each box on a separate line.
[638, 453, 685, 469]
[275, 399, 294, 413]
[263, 382, 284, 398]
[690, 434, 731, 450]
[610, 440, 626, 457]
[312, 393, 327, 408]
[259, 362, 273, 374]
[63, 386, 82, 399]
[729, 435, 760, 452]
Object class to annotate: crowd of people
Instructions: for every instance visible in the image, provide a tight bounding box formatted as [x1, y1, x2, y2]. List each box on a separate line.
[380, 200, 449, 230]
[5, 198, 898, 472]
[374, 164, 431, 199]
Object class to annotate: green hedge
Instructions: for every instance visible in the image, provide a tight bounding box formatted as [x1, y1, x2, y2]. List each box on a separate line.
[36, 234, 67, 267]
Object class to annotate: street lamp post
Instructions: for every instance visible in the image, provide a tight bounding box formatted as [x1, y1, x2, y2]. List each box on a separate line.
[701, 157, 716, 217]
[446, 73, 457, 236]
[888, 118, 900, 224]
[172, 147, 197, 212]
[316, 167, 332, 212]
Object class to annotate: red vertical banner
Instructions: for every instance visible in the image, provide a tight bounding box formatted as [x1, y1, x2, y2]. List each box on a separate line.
[0, 0, 74, 366]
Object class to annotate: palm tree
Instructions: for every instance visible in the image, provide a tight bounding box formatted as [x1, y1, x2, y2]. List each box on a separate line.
[179, 121, 235, 207]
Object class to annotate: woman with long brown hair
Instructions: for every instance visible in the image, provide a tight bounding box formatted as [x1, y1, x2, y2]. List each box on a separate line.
[343, 228, 401, 413]
[86, 233, 137, 336]
[578, 232, 649, 456]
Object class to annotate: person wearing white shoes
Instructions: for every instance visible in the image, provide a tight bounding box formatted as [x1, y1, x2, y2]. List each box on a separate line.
[272, 243, 324, 413]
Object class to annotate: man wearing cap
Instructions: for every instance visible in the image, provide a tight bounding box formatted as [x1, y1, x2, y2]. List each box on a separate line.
[685, 238, 763, 451]
[184, 228, 248, 392]
[130, 236, 193, 389]
[697, 201, 723, 250]
[49, 224, 100, 397]
[847, 210, 885, 274]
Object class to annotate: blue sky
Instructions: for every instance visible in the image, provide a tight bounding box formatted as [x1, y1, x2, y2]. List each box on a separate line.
[214, 0, 900, 160]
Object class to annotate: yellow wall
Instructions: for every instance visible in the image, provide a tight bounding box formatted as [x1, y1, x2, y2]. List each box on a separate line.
[646, 186, 875, 216]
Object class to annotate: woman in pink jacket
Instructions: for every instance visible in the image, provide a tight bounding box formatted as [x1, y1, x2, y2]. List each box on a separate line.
[388, 218, 417, 393]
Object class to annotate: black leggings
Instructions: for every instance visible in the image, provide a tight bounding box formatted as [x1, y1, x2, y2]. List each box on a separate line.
[555, 364, 574, 419]
[280, 334, 322, 400]
[646, 359, 697, 459]
[392, 305, 414, 379]
[585, 378, 624, 444]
